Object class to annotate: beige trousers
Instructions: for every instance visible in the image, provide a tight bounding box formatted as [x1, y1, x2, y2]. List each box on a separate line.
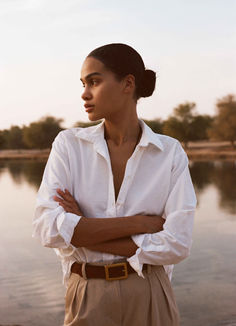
[64, 265, 180, 326]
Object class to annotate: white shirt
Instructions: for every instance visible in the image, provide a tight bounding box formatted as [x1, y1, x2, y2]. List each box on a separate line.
[33, 119, 196, 286]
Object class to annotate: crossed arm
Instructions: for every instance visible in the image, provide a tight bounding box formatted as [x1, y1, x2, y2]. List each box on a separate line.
[54, 189, 165, 257]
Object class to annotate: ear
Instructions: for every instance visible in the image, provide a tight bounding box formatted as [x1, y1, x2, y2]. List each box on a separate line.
[123, 74, 136, 95]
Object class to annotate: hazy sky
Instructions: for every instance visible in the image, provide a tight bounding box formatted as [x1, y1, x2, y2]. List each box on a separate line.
[1, 0, 236, 129]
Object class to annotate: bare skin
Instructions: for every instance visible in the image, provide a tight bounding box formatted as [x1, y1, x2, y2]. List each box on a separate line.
[54, 189, 165, 257]
[105, 124, 142, 202]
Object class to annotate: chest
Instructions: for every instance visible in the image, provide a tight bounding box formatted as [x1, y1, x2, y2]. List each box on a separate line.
[71, 139, 171, 217]
[106, 142, 137, 201]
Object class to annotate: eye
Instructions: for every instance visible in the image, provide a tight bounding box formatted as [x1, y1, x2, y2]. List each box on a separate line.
[81, 78, 100, 88]
[90, 79, 99, 86]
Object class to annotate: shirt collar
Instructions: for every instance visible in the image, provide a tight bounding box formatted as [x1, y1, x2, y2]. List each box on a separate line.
[75, 119, 164, 151]
[138, 119, 164, 151]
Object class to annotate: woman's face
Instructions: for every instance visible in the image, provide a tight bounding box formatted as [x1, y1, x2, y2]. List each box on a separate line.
[80, 57, 127, 121]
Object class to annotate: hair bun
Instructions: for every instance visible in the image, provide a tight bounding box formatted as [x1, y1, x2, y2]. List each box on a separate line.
[138, 69, 156, 98]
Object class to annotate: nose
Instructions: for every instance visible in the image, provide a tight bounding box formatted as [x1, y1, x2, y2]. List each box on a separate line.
[81, 86, 92, 101]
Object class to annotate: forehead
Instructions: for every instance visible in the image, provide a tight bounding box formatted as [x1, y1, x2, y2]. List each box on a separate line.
[80, 57, 106, 80]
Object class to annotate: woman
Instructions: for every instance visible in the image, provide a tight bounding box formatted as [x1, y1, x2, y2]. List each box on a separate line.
[33, 43, 196, 326]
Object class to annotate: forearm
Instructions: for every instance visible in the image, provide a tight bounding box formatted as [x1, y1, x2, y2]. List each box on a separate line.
[54, 189, 165, 248]
[71, 215, 165, 247]
[86, 237, 138, 257]
[71, 215, 143, 247]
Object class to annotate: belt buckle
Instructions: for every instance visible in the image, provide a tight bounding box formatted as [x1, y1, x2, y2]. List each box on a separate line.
[104, 262, 128, 281]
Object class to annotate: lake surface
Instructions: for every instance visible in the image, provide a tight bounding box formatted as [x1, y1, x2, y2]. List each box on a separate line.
[0, 160, 236, 326]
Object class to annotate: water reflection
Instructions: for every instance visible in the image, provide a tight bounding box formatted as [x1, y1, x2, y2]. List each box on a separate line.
[0, 159, 236, 214]
[0, 160, 46, 190]
[0, 159, 235, 326]
[190, 160, 236, 215]
[211, 161, 236, 215]
[189, 161, 214, 192]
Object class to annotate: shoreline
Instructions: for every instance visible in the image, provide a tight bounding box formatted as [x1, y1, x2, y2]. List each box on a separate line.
[0, 144, 236, 161]
[0, 149, 50, 160]
[186, 150, 236, 161]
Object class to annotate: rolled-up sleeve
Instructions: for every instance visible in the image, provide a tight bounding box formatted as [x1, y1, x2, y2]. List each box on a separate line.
[32, 132, 81, 249]
[127, 142, 197, 277]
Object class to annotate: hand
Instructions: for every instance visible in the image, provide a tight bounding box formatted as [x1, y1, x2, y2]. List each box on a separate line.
[53, 188, 84, 216]
[141, 215, 165, 233]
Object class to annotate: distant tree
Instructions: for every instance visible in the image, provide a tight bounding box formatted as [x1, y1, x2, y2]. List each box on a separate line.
[0, 130, 10, 149]
[190, 115, 214, 141]
[74, 118, 163, 134]
[74, 120, 102, 128]
[163, 102, 213, 147]
[163, 102, 196, 147]
[142, 119, 163, 134]
[5, 126, 26, 149]
[208, 94, 236, 147]
[23, 116, 64, 149]
[0, 130, 7, 149]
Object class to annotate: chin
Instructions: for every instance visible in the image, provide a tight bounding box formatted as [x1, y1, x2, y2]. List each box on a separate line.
[88, 112, 104, 122]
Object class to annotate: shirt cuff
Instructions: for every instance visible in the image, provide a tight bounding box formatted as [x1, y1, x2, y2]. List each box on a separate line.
[127, 234, 147, 278]
[57, 212, 82, 247]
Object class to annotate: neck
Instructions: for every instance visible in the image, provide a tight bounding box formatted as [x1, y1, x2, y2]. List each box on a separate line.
[104, 105, 142, 146]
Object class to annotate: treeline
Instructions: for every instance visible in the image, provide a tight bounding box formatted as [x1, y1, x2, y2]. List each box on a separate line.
[0, 116, 64, 150]
[0, 94, 235, 150]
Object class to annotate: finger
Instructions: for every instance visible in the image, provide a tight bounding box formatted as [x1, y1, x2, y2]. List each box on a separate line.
[58, 198, 75, 208]
[64, 189, 77, 203]
[58, 200, 73, 209]
[54, 196, 72, 207]
[59, 201, 81, 215]
[56, 189, 74, 204]
[57, 188, 75, 203]
[59, 202, 75, 214]
[59, 201, 70, 210]
[53, 195, 63, 202]
[53, 195, 72, 206]
[56, 188, 67, 199]
[64, 193, 75, 203]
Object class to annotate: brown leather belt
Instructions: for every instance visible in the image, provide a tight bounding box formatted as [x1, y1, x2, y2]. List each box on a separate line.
[71, 261, 147, 281]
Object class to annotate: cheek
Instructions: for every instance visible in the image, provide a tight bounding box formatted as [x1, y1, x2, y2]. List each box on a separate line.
[106, 83, 123, 101]
[96, 85, 118, 104]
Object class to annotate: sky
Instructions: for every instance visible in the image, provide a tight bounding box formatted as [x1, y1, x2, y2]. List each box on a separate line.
[0, 0, 236, 130]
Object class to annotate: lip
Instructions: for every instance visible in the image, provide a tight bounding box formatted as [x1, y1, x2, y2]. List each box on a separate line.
[85, 107, 94, 113]
[84, 104, 94, 113]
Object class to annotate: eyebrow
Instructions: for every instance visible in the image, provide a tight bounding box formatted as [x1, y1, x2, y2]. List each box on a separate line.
[80, 72, 102, 82]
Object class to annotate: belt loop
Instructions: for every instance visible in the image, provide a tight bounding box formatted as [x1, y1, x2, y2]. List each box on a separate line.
[147, 264, 152, 274]
[82, 263, 87, 280]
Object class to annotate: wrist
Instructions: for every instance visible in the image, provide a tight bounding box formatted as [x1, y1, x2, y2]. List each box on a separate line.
[132, 215, 148, 234]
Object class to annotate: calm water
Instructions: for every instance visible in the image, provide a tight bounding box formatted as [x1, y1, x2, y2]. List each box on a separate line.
[0, 160, 236, 326]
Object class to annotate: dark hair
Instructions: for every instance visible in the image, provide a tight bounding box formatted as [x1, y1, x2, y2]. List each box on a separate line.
[87, 43, 156, 100]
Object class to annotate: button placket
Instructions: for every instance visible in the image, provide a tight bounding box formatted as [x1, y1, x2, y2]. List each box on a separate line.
[116, 148, 144, 206]
[98, 139, 117, 216]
